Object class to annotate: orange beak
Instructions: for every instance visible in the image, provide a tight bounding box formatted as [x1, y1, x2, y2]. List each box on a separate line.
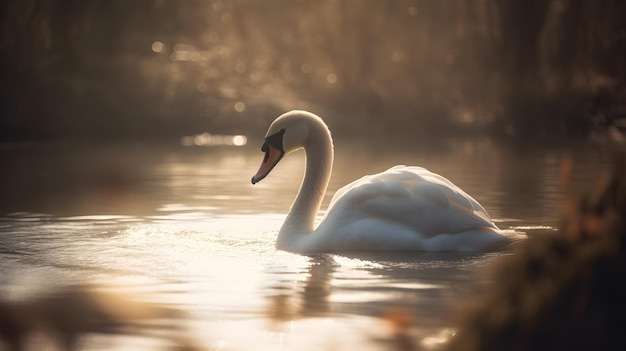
[251, 144, 284, 184]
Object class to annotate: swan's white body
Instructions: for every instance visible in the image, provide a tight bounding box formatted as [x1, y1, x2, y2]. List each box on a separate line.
[252, 110, 523, 253]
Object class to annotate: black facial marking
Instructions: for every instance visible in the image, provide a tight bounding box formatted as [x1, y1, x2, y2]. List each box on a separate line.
[261, 129, 285, 153]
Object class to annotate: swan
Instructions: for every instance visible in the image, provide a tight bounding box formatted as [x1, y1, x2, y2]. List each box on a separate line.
[251, 110, 524, 253]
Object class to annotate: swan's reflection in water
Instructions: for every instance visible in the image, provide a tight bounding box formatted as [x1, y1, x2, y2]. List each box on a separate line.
[300, 256, 335, 317]
[261, 252, 506, 350]
[265, 255, 335, 326]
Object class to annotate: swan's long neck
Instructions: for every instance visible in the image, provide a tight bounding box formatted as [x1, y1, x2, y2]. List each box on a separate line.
[277, 121, 333, 249]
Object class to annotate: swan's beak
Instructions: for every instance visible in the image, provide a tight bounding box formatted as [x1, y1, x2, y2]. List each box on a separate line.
[251, 144, 284, 184]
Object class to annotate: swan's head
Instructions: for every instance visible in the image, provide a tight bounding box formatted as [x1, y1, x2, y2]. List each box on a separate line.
[251, 110, 325, 184]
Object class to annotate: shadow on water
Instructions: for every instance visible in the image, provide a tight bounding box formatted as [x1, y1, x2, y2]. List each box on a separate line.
[0, 284, 196, 351]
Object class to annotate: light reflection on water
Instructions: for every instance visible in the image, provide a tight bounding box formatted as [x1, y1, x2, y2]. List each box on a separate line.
[0, 139, 613, 350]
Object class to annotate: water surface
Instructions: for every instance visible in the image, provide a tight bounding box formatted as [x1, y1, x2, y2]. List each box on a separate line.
[0, 138, 612, 350]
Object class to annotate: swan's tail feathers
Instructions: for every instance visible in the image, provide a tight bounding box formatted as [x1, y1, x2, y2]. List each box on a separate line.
[502, 229, 528, 248]
[480, 229, 527, 252]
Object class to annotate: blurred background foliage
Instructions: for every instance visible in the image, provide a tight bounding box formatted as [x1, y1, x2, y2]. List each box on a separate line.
[0, 0, 625, 141]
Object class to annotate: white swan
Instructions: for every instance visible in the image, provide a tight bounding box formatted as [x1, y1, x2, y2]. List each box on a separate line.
[251, 110, 523, 253]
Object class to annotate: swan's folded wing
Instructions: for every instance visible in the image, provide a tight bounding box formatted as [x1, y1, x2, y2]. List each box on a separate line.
[323, 166, 497, 238]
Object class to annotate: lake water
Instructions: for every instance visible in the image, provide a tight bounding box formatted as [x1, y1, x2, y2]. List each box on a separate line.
[0, 137, 614, 350]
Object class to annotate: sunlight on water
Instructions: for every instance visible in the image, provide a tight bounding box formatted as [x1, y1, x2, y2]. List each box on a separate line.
[180, 132, 248, 147]
[0, 210, 496, 350]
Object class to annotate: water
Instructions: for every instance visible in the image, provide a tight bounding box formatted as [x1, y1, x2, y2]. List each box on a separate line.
[0, 138, 613, 350]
